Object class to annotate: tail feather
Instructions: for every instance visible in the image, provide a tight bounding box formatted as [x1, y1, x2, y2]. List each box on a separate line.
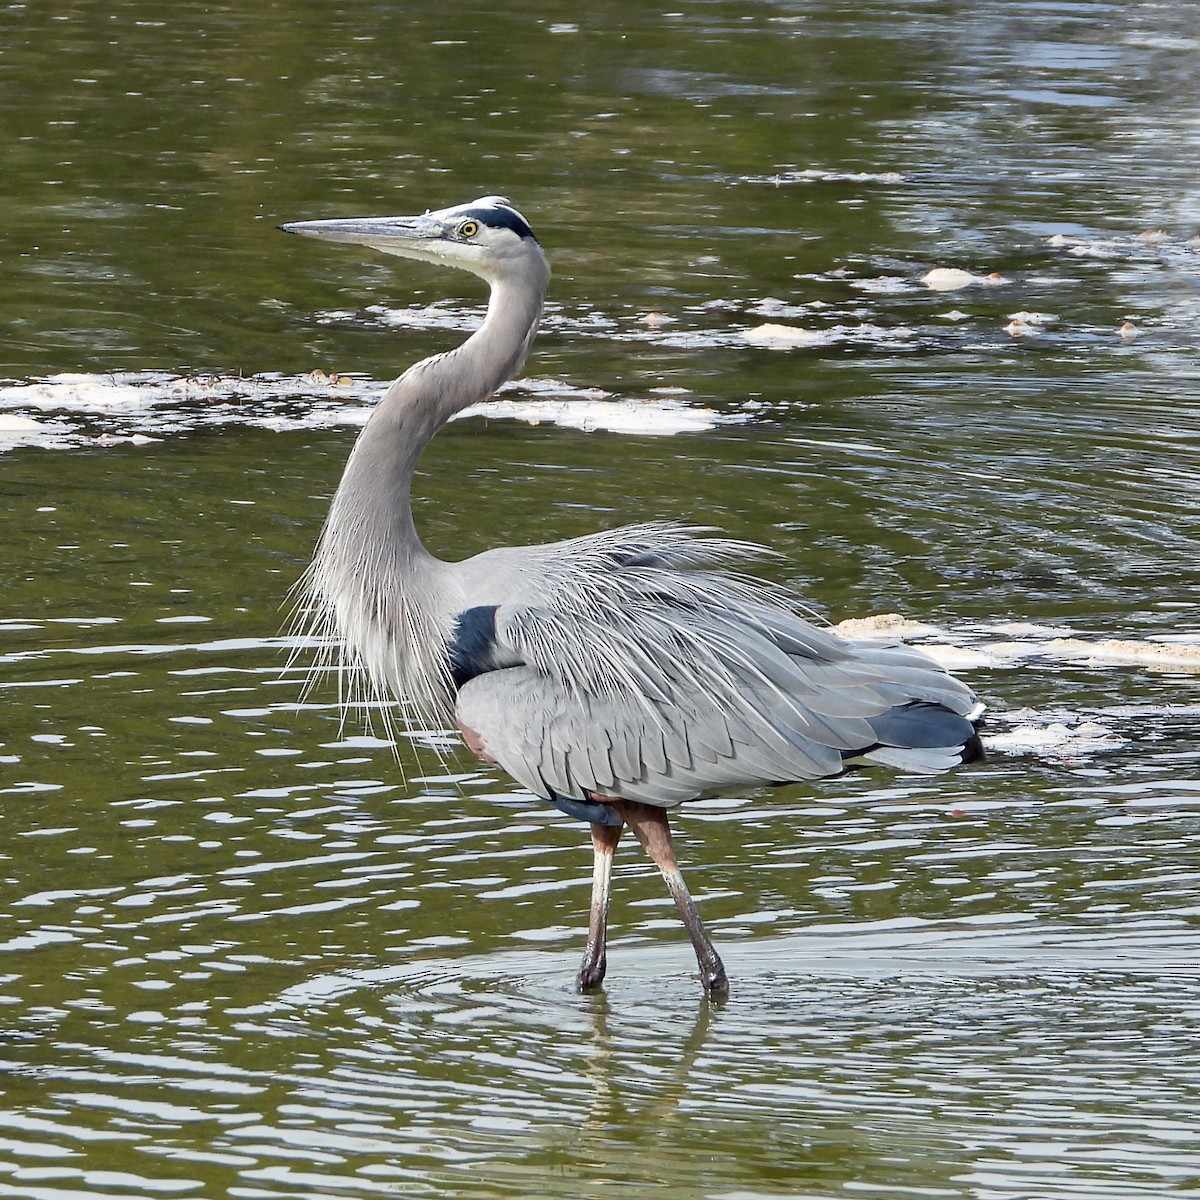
[866, 700, 978, 750]
[844, 700, 985, 773]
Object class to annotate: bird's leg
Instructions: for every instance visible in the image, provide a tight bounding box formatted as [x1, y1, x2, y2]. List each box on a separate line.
[577, 820, 622, 992]
[612, 800, 729, 995]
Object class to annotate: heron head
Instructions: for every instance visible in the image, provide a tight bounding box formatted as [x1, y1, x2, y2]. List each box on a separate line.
[279, 196, 544, 283]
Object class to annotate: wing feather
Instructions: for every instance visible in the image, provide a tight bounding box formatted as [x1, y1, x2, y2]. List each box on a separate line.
[446, 523, 980, 812]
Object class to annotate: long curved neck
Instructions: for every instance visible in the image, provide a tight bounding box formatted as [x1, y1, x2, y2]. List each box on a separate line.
[331, 259, 549, 559]
[300, 252, 550, 720]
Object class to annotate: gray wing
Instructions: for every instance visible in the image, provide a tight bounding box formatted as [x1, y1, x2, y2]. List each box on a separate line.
[453, 598, 980, 811]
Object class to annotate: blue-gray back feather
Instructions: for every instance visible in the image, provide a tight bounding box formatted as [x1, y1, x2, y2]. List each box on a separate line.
[447, 523, 980, 813]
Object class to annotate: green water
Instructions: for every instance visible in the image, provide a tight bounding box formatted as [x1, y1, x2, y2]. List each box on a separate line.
[2, 2, 1199, 1197]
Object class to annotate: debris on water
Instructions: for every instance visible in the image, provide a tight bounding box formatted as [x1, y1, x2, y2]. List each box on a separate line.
[459, 396, 732, 436]
[749, 297, 819, 318]
[301, 369, 355, 387]
[744, 322, 915, 350]
[1046, 232, 1126, 260]
[640, 311, 673, 327]
[94, 432, 160, 447]
[1048, 232, 1106, 253]
[848, 275, 915, 294]
[985, 716, 1127, 757]
[835, 613, 941, 640]
[1070, 243, 1118, 259]
[743, 168, 906, 186]
[0, 372, 151, 409]
[359, 301, 482, 332]
[1047, 229, 1200, 272]
[1003, 311, 1055, 336]
[506, 377, 612, 400]
[831, 617, 1200, 677]
[1118, 321, 1141, 339]
[0, 412, 75, 449]
[0, 414, 48, 432]
[1040, 637, 1200, 672]
[921, 268, 1007, 292]
[983, 621, 1077, 638]
[743, 323, 827, 348]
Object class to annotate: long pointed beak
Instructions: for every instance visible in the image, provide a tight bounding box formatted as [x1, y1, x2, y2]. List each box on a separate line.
[278, 213, 446, 256]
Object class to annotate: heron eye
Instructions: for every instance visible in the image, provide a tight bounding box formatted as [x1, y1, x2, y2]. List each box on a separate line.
[459, 220, 479, 239]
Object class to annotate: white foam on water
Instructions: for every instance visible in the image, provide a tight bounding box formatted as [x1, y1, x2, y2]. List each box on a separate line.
[0, 369, 383, 411]
[834, 614, 941, 640]
[459, 396, 728, 435]
[0, 412, 76, 449]
[1047, 228, 1200, 260]
[0, 413, 57, 430]
[743, 321, 916, 350]
[848, 274, 918, 295]
[839, 613, 1200, 675]
[0, 372, 153, 409]
[741, 167, 907, 185]
[985, 718, 1126, 756]
[0, 371, 743, 448]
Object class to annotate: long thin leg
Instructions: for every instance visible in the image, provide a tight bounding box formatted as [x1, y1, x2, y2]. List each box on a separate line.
[577, 821, 622, 992]
[612, 799, 728, 995]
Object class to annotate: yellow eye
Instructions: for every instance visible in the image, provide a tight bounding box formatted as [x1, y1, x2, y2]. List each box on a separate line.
[459, 220, 479, 239]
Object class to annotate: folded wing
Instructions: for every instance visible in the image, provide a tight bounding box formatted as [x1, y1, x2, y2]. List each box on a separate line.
[453, 582, 981, 812]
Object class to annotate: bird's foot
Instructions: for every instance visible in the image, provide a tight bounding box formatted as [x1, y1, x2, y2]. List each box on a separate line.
[699, 953, 729, 997]
[576, 950, 607, 993]
[702, 972, 729, 998]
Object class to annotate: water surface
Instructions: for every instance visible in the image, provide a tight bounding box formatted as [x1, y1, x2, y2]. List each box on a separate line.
[1, 2, 1199, 1197]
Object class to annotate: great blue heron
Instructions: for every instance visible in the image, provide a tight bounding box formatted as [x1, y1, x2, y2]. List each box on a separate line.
[281, 196, 983, 995]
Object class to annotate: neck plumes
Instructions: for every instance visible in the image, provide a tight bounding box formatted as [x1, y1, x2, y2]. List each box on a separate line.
[296, 251, 550, 724]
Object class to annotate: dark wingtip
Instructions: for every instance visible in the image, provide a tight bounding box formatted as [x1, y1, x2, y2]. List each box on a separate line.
[960, 728, 986, 764]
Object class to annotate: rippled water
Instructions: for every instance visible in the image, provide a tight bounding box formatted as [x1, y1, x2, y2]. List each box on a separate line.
[2, 1, 1199, 1197]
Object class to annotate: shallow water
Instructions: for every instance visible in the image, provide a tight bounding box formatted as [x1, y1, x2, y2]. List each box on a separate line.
[2, 1, 1199, 1197]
